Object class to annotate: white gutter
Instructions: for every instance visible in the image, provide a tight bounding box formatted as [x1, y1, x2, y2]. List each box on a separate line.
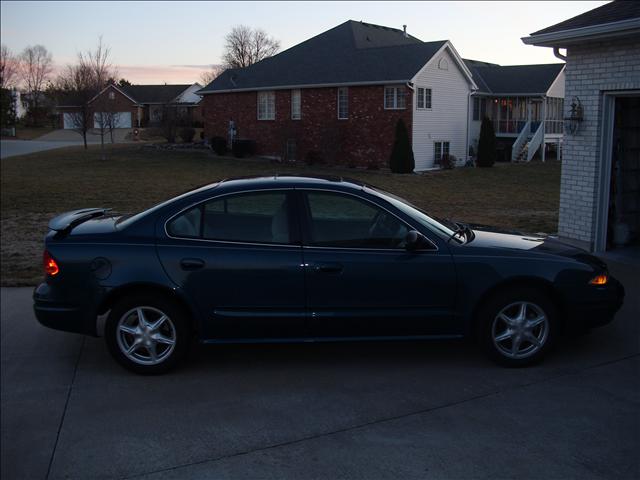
[466, 89, 477, 164]
[521, 17, 640, 46]
[197, 79, 411, 95]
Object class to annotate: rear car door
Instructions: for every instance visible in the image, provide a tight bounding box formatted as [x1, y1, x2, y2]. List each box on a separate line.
[156, 190, 307, 340]
[299, 189, 457, 338]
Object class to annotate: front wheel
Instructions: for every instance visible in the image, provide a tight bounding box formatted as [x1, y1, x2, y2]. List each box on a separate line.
[478, 287, 557, 367]
[105, 295, 190, 374]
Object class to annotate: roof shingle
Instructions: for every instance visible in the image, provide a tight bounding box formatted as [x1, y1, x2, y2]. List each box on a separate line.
[120, 84, 192, 104]
[530, 1, 640, 36]
[202, 21, 448, 92]
[465, 63, 564, 95]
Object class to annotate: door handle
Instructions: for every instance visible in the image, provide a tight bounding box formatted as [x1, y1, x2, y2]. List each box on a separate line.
[180, 258, 205, 270]
[313, 262, 343, 274]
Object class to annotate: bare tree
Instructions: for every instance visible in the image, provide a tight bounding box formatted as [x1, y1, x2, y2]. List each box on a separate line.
[1, 44, 19, 90]
[199, 64, 224, 86]
[82, 37, 118, 152]
[52, 37, 117, 151]
[222, 26, 280, 69]
[20, 45, 53, 124]
[53, 63, 94, 149]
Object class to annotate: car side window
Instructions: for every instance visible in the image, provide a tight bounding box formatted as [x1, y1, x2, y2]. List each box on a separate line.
[167, 206, 201, 238]
[202, 192, 291, 244]
[304, 191, 409, 249]
[168, 192, 291, 244]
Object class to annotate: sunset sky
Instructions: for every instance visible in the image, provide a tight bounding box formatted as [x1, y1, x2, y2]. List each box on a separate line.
[1, 1, 608, 85]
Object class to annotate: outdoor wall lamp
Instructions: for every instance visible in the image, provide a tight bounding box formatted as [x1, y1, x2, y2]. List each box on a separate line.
[564, 96, 584, 135]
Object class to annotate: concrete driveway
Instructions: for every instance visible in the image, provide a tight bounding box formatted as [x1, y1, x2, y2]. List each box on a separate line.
[1, 129, 132, 159]
[1, 261, 638, 480]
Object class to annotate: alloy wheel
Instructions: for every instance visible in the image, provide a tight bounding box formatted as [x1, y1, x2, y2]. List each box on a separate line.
[491, 301, 549, 359]
[116, 306, 177, 366]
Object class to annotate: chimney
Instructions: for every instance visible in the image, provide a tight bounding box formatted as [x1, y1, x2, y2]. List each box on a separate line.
[403, 25, 408, 38]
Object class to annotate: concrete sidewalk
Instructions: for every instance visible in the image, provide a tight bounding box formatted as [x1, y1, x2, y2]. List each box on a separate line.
[1, 261, 638, 479]
[1, 129, 133, 159]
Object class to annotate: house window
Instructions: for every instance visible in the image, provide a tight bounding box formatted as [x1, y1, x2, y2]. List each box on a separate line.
[291, 89, 301, 120]
[337, 87, 348, 119]
[473, 97, 487, 121]
[384, 86, 406, 110]
[416, 87, 431, 109]
[434, 141, 450, 165]
[257, 91, 275, 120]
[108, 91, 115, 100]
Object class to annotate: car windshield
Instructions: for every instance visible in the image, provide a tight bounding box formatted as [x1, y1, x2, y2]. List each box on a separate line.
[364, 186, 466, 243]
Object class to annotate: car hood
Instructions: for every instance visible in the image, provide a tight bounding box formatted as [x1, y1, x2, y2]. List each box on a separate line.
[466, 227, 607, 268]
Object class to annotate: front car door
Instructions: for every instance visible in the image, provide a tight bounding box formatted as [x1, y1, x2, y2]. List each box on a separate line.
[156, 189, 306, 340]
[299, 189, 457, 338]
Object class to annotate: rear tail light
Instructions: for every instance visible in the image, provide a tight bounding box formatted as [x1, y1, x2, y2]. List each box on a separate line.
[43, 251, 59, 276]
[589, 274, 608, 285]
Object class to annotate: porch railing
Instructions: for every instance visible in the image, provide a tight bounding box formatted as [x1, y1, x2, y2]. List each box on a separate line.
[511, 120, 531, 162]
[527, 122, 545, 162]
[545, 120, 563, 134]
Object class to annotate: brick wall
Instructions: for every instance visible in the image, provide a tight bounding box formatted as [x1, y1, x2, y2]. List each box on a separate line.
[201, 85, 413, 168]
[559, 36, 640, 246]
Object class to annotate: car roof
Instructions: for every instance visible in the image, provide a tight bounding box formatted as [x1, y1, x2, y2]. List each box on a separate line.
[204, 174, 371, 192]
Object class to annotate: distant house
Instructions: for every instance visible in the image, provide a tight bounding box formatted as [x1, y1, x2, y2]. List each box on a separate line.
[465, 61, 565, 162]
[522, 1, 640, 254]
[56, 83, 203, 129]
[199, 20, 478, 170]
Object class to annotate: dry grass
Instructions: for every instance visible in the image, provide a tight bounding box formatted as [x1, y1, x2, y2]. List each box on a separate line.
[1, 144, 560, 286]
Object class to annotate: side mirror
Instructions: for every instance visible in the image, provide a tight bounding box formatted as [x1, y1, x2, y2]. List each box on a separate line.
[405, 230, 430, 251]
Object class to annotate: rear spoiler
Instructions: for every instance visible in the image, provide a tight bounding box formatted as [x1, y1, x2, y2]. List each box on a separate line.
[48, 208, 112, 235]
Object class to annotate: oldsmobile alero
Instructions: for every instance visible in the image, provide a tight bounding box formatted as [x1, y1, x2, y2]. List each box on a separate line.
[33, 175, 624, 373]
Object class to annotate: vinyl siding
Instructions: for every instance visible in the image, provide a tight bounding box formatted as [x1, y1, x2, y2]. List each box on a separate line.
[546, 68, 565, 98]
[411, 49, 472, 171]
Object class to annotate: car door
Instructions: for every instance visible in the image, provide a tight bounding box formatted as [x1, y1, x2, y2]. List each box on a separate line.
[299, 189, 457, 338]
[156, 189, 307, 340]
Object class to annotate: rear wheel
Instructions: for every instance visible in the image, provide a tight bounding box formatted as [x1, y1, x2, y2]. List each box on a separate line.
[105, 295, 190, 374]
[478, 287, 556, 367]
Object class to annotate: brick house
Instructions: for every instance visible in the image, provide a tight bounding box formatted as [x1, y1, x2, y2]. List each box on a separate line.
[57, 83, 203, 129]
[198, 21, 478, 170]
[523, 1, 640, 255]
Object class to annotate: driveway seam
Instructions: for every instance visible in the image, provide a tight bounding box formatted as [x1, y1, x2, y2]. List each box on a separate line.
[45, 337, 85, 480]
[125, 352, 639, 479]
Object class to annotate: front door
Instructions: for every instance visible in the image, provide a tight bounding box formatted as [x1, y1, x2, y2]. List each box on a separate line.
[299, 190, 457, 338]
[156, 190, 306, 340]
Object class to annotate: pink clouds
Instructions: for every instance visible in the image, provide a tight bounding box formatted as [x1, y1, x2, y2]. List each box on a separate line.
[116, 64, 212, 84]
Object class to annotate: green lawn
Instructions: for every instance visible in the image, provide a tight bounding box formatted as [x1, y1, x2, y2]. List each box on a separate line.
[0, 144, 560, 286]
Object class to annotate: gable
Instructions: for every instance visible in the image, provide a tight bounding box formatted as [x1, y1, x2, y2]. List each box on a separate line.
[410, 43, 476, 89]
[88, 84, 138, 106]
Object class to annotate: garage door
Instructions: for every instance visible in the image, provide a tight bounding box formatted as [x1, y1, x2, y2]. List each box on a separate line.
[63, 113, 76, 129]
[93, 112, 132, 129]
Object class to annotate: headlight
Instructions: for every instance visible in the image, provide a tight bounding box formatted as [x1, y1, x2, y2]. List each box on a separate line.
[589, 274, 608, 285]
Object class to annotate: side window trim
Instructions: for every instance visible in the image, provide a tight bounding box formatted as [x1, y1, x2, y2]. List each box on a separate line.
[298, 188, 437, 251]
[164, 188, 300, 248]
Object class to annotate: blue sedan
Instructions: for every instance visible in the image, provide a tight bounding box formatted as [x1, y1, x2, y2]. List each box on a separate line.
[34, 176, 624, 373]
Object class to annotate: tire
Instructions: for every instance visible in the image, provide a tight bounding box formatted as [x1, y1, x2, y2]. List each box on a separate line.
[105, 294, 191, 374]
[478, 287, 557, 367]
